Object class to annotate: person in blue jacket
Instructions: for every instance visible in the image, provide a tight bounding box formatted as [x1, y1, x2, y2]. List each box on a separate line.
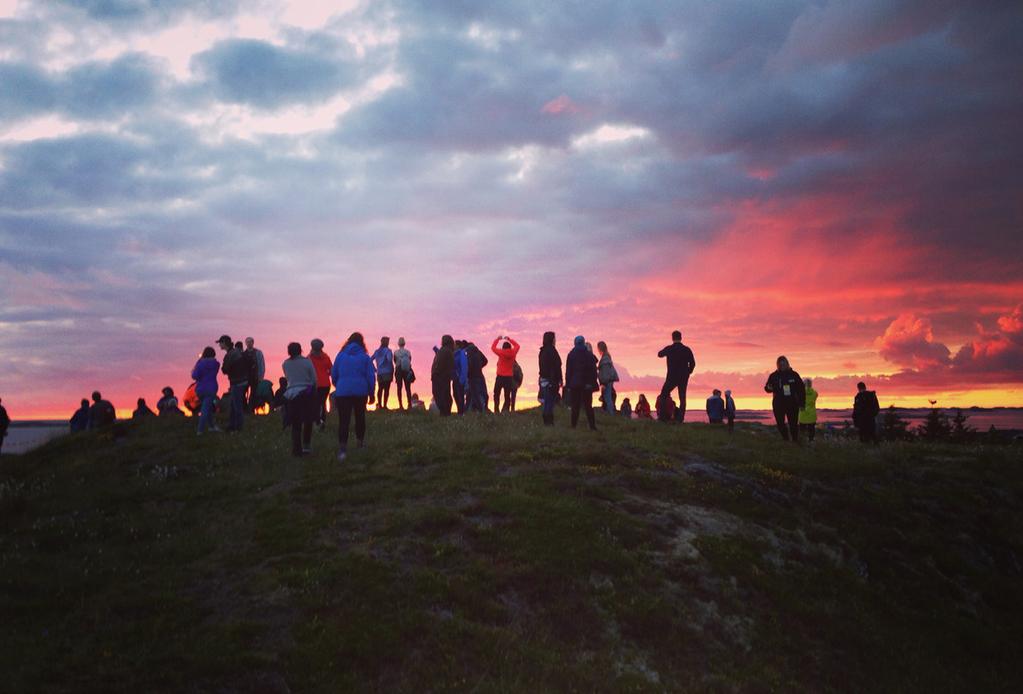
[371, 336, 394, 410]
[191, 346, 221, 434]
[453, 340, 469, 414]
[564, 335, 599, 431]
[706, 389, 725, 424]
[332, 332, 376, 461]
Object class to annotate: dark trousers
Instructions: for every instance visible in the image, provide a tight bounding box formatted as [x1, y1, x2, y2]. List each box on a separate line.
[468, 376, 487, 412]
[857, 419, 877, 444]
[541, 383, 558, 425]
[433, 379, 452, 416]
[800, 423, 816, 442]
[494, 375, 515, 413]
[288, 391, 314, 454]
[315, 386, 330, 426]
[376, 375, 392, 409]
[570, 387, 596, 430]
[660, 375, 689, 422]
[773, 402, 799, 441]
[453, 381, 466, 414]
[395, 370, 412, 409]
[727, 415, 735, 433]
[229, 382, 247, 431]
[335, 395, 367, 449]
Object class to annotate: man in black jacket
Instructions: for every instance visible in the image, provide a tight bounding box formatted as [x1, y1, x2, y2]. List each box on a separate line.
[853, 382, 881, 444]
[565, 335, 598, 431]
[219, 335, 249, 431]
[764, 356, 805, 442]
[88, 391, 116, 430]
[464, 341, 489, 413]
[538, 331, 563, 426]
[431, 335, 455, 416]
[658, 330, 696, 422]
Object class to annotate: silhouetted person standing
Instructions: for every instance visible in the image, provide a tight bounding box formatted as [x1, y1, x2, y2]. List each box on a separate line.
[658, 330, 696, 422]
[597, 341, 619, 414]
[309, 339, 333, 430]
[725, 390, 736, 433]
[331, 332, 376, 461]
[464, 341, 489, 412]
[706, 389, 725, 424]
[565, 335, 598, 431]
[799, 378, 818, 442]
[764, 356, 804, 442]
[393, 337, 413, 410]
[853, 382, 880, 444]
[453, 340, 469, 414]
[282, 342, 317, 457]
[492, 336, 520, 413]
[432, 335, 455, 416]
[218, 335, 248, 432]
[538, 331, 563, 426]
[372, 337, 394, 410]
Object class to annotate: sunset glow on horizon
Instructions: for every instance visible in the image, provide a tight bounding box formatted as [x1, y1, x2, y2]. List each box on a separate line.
[1, 1, 1021, 420]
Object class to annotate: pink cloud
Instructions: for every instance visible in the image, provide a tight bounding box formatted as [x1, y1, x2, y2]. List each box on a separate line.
[541, 94, 581, 115]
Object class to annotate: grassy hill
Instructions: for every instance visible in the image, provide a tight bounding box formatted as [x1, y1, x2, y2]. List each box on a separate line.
[2, 410, 1021, 692]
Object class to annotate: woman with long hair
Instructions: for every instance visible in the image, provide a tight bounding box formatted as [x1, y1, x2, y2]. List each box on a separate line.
[331, 332, 376, 461]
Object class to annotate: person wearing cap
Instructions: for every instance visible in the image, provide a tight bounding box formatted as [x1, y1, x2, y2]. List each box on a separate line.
[564, 335, 598, 431]
[393, 337, 413, 410]
[371, 336, 394, 410]
[309, 338, 333, 430]
[218, 334, 248, 432]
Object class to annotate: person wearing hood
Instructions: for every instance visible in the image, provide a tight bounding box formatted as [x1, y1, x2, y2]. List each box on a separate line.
[192, 346, 220, 434]
[431, 335, 456, 416]
[464, 340, 489, 412]
[538, 331, 563, 426]
[371, 337, 394, 410]
[725, 390, 736, 433]
[491, 335, 520, 413]
[331, 332, 376, 461]
[706, 389, 725, 424]
[620, 398, 633, 419]
[157, 387, 184, 416]
[282, 342, 318, 457]
[393, 337, 413, 410]
[764, 356, 805, 442]
[799, 378, 818, 442]
[597, 341, 619, 415]
[70, 398, 91, 433]
[657, 330, 696, 422]
[309, 338, 333, 430]
[564, 335, 599, 430]
[453, 340, 469, 414]
[853, 381, 880, 444]
[132, 398, 155, 421]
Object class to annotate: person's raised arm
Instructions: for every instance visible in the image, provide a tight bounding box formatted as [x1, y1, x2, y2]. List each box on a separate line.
[509, 338, 520, 355]
[657, 346, 667, 358]
[491, 338, 501, 354]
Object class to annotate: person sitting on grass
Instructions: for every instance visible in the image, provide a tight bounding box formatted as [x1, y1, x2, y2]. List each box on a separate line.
[706, 389, 725, 424]
[634, 394, 652, 419]
[620, 397, 632, 418]
[70, 399, 90, 433]
[157, 387, 184, 416]
[656, 393, 677, 423]
[132, 398, 154, 420]
[89, 391, 116, 429]
[409, 393, 426, 411]
[332, 332, 376, 462]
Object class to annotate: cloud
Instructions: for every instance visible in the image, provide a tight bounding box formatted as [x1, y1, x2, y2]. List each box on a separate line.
[191, 38, 356, 108]
[876, 314, 951, 369]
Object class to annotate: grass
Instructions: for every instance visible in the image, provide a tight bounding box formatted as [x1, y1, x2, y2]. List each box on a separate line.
[1, 408, 1021, 692]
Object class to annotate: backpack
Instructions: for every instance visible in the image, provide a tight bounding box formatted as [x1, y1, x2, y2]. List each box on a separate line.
[512, 361, 524, 388]
[184, 383, 200, 412]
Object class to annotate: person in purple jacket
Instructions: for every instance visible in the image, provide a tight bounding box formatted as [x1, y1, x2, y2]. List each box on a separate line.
[331, 332, 376, 462]
[191, 346, 221, 435]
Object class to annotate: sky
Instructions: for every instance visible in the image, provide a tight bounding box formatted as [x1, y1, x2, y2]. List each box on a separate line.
[1, 0, 1021, 419]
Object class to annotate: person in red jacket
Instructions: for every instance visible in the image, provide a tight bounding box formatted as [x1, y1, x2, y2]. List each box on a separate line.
[309, 338, 333, 431]
[491, 335, 520, 413]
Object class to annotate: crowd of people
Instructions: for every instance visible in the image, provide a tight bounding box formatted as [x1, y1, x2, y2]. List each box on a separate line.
[26, 328, 889, 461]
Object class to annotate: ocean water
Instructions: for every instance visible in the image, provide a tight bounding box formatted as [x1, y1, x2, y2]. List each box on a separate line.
[3, 423, 68, 455]
[734, 408, 1023, 430]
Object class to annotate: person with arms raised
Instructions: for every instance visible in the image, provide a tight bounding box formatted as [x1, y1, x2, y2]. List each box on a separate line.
[371, 336, 394, 410]
[764, 356, 805, 442]
[332, 333, 376, 461]
[192, 346, 221, 435]
[491, 335, 520, 413]
[565, 335, 599, 431]
[657, 330, 696, 422]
